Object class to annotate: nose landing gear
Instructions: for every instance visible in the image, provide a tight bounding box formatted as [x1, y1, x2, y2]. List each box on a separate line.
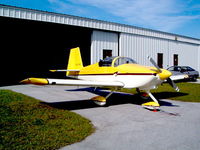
[136, 88, 160, 111]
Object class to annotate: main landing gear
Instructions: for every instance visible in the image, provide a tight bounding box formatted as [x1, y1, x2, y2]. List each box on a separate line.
[90, 90, 114, 106]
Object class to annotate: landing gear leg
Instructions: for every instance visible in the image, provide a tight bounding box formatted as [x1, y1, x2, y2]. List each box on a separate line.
[146, 91, 159, 104]
[142, 91, 160, 110]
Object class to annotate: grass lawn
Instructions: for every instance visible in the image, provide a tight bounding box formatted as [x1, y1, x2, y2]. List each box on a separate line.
[152, 82, 200, 102]
[0, 90, 94, 150]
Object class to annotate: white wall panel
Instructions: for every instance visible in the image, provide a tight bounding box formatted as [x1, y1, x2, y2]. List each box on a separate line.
[168, 42, 199, 71]
[91, 30, 119, 64]
[198, 47, 200, 72]
[120, 33, 166, 67]
[120, 33, 200, 71]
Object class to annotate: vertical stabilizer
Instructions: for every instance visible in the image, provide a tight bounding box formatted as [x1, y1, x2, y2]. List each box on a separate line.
[67, 47, 83, 76]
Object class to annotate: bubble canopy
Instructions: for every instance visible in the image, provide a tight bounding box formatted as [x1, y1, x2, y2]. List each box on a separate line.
[99, 56, 137, 67]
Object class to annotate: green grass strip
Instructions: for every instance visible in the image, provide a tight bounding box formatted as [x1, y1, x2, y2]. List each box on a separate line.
[152, 82, 200, 102]
[0, 90, 94, 150]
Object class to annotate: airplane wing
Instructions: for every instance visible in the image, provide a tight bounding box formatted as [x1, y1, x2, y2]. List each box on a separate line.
[21, 78, 124, 88]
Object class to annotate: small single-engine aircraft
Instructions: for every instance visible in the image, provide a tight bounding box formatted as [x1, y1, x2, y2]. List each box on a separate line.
[21, 47, 179, 110]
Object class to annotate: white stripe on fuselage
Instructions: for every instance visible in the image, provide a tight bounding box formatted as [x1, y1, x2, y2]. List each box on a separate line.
[76, 74, 161, 89]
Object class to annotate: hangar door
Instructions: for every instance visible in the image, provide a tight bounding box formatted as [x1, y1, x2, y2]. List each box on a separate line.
[0, 16, 92, 86]
[91, 30, 119, 64]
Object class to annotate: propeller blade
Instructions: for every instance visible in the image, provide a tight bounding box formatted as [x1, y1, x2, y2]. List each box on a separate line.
[148, 56, 162, 73]
[167, 78, 180, 92]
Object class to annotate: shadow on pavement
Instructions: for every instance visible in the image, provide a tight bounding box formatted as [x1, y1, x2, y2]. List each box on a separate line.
[153, 92, 188, 99]
[42, 87, 183, 110]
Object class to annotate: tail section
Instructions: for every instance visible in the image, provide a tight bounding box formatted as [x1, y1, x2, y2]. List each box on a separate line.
[67, 47, 83, 76]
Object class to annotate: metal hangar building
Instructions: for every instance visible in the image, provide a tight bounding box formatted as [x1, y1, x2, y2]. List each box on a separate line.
[0, 4, 200, 85]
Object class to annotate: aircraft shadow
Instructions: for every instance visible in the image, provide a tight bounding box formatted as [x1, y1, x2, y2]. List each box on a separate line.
[42, 90, 141, 111]
[42, 87, 184, 111]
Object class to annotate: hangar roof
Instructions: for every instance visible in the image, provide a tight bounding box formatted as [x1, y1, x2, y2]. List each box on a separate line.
[0, 4, 200, 45]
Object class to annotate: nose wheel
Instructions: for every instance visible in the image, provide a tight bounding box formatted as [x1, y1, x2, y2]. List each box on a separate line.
[142, 102, 160, 111]
[136, 88, 160, 111]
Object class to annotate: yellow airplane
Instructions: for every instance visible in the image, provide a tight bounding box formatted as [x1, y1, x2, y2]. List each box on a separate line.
[21, 47, 179, 110]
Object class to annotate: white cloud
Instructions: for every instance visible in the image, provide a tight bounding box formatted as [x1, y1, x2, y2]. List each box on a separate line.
[48, 0, 200, 32]
[48, 0, 88, 16]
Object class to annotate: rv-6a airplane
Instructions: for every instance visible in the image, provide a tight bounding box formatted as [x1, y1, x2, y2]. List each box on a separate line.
[21, 47, 179, 110]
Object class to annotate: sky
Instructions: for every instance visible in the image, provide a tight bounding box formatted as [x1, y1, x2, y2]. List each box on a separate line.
[1, 0, 200, 39]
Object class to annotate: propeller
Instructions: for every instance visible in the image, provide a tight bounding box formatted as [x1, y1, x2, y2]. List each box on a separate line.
[147, 56, 162, 73]
[148, 56, 179, 92]
[167, 78, 180, 92]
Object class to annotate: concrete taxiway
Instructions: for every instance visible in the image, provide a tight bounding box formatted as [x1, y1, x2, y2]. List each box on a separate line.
[1, 85, 200, 150]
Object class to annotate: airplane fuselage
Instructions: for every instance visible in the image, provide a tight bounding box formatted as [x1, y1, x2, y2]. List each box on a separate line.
[70, 63, 167, 90]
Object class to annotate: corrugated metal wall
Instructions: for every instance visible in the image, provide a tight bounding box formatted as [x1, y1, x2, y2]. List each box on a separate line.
[120, 33, 168, 67]
[91, 30, 119, 63]
[120, 33, 200, 71]
[168, 42, 199, 70]
[198, 47, 200, 72]
[1, 4, 200, 45]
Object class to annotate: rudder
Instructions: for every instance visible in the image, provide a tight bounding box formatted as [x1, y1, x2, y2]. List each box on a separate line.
[67, 47, 83, 76]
